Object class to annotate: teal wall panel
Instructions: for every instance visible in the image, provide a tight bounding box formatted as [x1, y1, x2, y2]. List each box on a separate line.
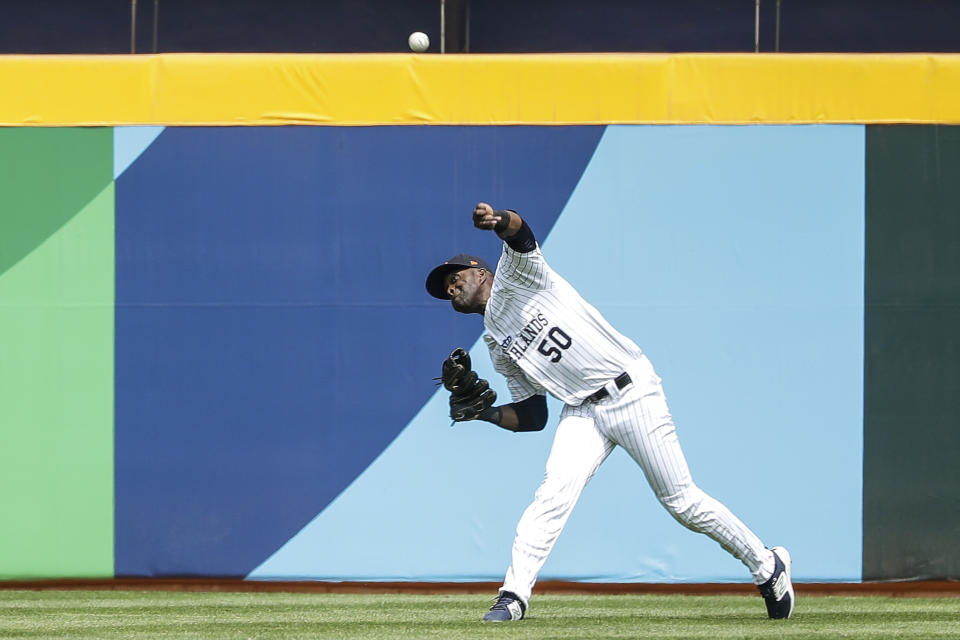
[864, 125, 960, 580]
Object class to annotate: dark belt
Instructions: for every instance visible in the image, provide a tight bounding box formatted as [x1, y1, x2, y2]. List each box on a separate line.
[586, 372, 632, 402]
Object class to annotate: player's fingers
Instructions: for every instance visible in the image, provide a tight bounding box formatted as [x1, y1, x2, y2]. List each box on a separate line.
[473, 214, 496, 229]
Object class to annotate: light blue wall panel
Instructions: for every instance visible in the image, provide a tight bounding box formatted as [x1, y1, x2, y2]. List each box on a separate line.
[543, 125, 864, 582]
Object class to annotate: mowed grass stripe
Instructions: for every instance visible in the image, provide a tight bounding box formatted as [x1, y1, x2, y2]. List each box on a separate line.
[1, 591, 959, 639]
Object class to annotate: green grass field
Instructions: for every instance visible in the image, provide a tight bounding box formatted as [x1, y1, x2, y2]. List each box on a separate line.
[2, 591, 959, 639]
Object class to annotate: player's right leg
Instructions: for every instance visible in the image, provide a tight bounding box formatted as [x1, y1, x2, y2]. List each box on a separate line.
[486, 408, 614, 621]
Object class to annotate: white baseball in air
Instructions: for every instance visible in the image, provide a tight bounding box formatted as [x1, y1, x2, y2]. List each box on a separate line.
[408, 31, 429, 53]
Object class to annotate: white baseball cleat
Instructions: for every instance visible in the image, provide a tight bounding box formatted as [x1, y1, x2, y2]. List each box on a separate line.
[482, 591, 526, 622]
[757, 546, 795, 619]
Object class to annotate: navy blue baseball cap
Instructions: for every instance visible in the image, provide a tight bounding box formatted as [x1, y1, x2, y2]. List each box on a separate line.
[425, 254, 494, 299]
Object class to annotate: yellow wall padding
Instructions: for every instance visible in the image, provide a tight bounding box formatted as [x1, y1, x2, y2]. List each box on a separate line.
[3, 53, 960, 126]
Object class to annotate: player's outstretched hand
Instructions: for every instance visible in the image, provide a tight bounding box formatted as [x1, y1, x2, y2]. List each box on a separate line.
[473, 202, 502, 230]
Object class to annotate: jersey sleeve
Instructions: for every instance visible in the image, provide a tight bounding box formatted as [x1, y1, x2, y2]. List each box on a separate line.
[483, 334, 545, 402]
[496, 242, 554, 293]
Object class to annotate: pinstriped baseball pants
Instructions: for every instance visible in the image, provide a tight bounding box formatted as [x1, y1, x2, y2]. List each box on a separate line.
[500, 355, 774, 606]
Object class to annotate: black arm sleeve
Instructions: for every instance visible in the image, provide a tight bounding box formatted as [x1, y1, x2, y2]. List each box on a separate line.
[495, 210, 537, 254]
[511, 394, 548, 432]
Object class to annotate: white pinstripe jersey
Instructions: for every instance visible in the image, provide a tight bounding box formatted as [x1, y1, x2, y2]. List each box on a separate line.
[482, 241, 644, 406]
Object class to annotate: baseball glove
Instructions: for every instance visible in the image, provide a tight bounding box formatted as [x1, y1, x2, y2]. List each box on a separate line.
[440, 348, 497, 422]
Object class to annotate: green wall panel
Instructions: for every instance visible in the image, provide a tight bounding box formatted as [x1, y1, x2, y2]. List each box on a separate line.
[863, 125, 960, 580]
[0, 129, 114, 579]
[0, 129, 114, 278]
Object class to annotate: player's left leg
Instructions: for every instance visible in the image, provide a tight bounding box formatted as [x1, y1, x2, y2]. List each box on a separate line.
[594, 358, 791, 618]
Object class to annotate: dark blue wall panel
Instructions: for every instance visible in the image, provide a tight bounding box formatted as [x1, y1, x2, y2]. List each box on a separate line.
[114, 125, 603, 576]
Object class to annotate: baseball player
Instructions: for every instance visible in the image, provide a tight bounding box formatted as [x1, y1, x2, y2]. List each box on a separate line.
[425, 202, 794, 622]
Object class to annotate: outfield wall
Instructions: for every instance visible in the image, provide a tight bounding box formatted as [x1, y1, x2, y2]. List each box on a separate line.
[0, 54, 957, 583]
